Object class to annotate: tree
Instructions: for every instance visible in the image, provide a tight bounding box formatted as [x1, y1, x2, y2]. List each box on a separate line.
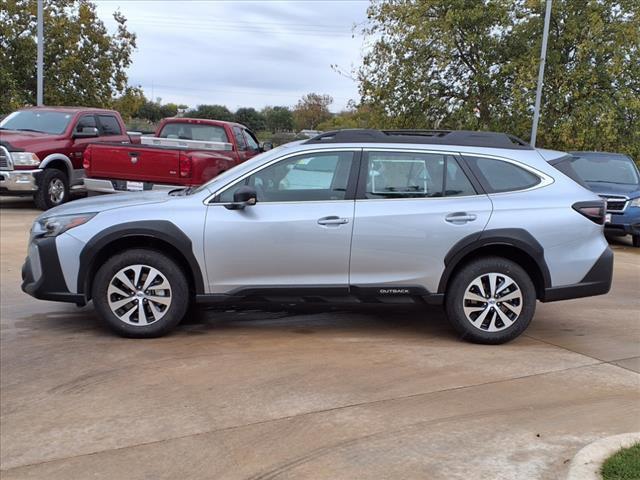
[234, 107, 265, 131]
[316, 101, 374, 131]
[136, 100, 163, 123]
[160, 103, 179, 118]
[189, 104, 234, 121]
[292, 93, 333, 130]
[0, 0, 136, 113]
[262, 106, 294, 132]
[112, 86, 145, 120]
[359, 0, 640, 160]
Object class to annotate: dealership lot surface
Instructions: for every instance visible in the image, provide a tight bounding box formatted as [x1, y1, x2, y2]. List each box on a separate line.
[1, 197, 639, 480]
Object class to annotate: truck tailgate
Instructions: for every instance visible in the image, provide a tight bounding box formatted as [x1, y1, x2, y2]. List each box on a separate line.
[88, 143, 181, 183]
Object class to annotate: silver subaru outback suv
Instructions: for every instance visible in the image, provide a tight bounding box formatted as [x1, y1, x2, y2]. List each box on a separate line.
[22, 130, 613, 344]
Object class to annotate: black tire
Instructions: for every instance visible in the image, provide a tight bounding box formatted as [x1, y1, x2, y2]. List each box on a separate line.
[34, 168, 69, 210]
[445, 256, 536, 344]
[92, 249, 190, 338]
[632, 235, 640, 248]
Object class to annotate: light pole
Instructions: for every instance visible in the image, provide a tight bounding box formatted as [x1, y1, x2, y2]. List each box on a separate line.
[531, 0, 552, 147]
[36, 0, 44, 106]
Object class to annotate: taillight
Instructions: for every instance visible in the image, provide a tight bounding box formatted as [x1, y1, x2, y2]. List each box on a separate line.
[572, 200, 606, 225]
[82, 148, 91, 169]
[179, 155, 192, 178]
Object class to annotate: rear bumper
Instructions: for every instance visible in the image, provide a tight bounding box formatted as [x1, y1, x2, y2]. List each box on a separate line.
[21, 236, 86, 305]
[84, 177, 182, 193]
[0, 169, 41, 192]
[541, 247, 613, 302]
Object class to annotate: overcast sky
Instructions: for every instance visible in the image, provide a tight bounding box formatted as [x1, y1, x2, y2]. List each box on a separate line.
[94, 0, 369, 112]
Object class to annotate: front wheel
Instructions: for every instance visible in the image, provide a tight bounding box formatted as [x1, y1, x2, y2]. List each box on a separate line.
[445, 257, 536, 344]
[632, 235, 639, 248]
[34, 168, 69, 210]
[92, 249, 190, 338]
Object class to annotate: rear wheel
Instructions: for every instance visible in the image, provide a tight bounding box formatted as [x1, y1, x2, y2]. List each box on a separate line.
[34, 168, 69, 210]
[92, 249, 189, 338]
[445, 257, 536, 344]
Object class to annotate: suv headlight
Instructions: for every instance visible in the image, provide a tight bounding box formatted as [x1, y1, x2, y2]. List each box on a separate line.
[34, 213, 97, 238]
[630, 197, 640, 207]
[11, 152, 40, 166]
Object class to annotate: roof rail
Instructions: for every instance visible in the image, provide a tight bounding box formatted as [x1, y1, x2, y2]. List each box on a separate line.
[304, 129, 532, 150]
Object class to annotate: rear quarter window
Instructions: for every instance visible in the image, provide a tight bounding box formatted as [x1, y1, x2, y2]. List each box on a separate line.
[465, 156, 541, 193]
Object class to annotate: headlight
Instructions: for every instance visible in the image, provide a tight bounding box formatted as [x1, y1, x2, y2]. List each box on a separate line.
[11, 152, 40, 166]
[35, 213, 97, 238]
[630, 197, 640, 207]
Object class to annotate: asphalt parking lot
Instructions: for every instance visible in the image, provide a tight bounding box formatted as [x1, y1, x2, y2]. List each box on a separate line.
[1, 196, 639, 480]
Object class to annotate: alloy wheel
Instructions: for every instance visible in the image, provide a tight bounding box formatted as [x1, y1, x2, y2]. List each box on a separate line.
[462, 273, 522, 332]
[107, 264, 172, 326]
[48, 178, 65, 204]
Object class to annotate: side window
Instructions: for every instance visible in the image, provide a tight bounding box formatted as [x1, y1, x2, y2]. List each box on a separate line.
[97, 115, 123, 136]
[75, 115, 96, 132]
[465, 156, 540, 193]
[244, 130, 260, 151]
[364, 151, 448, 199]
[445, 158, 477, 196]
[219, 151, 354, 203]
[233, 126, 247, 151]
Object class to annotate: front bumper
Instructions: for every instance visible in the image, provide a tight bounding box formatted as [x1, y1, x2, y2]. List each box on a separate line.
[604, 207, 640, 237]
[21, 236, 86, 305]
[541, 247, 614, 302]
[0, 169, 41, 192]
[84, 177, 181, 194]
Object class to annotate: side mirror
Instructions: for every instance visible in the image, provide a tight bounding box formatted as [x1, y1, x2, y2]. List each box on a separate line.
[224, 185, 257, 210]
[74, 127, 99, 138]
[261, 141, 273, 152]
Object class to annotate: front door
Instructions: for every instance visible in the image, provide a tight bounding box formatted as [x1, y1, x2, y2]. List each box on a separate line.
[349, 149, 493, 293]
[203, 150, 359, 294]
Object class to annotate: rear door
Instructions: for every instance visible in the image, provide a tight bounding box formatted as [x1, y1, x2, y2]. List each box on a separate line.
[349, 149, 492, 293]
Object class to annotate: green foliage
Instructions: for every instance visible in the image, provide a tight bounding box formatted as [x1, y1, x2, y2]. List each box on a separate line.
[293, 93, 333, 130]
[234, 107, 265, 131]
[359, 0, 640, 160]
[262, 106, 294, 132]
[601, 443, 640, 480]
[189, 104, 234, 121]
[0, 0, 136, 113]
[111, 87, 145, 120]
[317, 102, 375, 131]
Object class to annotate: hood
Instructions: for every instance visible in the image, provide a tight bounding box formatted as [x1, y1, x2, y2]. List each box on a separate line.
[0, 130, 66, 151]
[585, 181, 640, 198]
[37, 190, 172, 221]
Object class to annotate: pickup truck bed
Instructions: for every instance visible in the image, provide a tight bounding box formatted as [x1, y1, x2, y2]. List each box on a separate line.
[83, 118, 262, 193]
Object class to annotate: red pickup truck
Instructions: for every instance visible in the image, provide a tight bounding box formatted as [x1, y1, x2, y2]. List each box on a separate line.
[83, 118, 266, 194]
[0, 107, 135, 209]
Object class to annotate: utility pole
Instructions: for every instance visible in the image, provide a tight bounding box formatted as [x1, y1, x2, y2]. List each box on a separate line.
[531, 0, 552, 147]
[36, 0, 44, 106]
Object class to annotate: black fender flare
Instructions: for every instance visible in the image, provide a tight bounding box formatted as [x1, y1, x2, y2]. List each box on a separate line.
[437, 228, 552, 294]
[78, 220, 205, 295]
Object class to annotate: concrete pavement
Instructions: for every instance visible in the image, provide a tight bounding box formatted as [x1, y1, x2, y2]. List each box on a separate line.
[1, 196, 639, 479]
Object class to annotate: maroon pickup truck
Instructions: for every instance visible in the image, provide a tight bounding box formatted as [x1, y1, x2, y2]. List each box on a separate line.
[0, 107, 135, 209]
[83, 118, 266, 194]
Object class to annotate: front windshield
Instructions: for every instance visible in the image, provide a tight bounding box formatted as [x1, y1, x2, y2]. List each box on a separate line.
[189, 141, 304, 195]
[0, 110, 73, 135]
[571, 154, 640, 185]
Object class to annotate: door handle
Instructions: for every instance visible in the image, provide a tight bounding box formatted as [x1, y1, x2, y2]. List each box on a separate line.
[445, 212, 477, 224]
[317, 216, 349, 226]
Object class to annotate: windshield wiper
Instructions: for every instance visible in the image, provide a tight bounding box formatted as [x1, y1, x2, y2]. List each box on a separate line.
[14, 128, 46, 133]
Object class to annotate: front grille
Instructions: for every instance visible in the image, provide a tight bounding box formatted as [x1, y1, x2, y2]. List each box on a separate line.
[0, 146, 11, 170]
[600, 195, 628, 213]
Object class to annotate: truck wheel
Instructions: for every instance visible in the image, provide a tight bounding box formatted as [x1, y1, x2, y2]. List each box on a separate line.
[633, 235, 640, 248]
[92, 249, 190, 338]
[34, 168, 69, 210]
[445, 257, 536, 344]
